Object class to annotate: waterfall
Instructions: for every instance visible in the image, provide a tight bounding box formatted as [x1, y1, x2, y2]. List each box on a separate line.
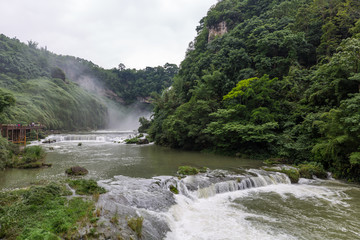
[42, 132, 134, 143]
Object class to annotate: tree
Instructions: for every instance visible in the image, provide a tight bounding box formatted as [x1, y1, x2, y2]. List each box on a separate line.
[138, 117, 151, 133]
[51, 67, 66, 81]
[118, 63, 126, 71]
[27, 40, 38, 49]
[0, 89, 15, 113]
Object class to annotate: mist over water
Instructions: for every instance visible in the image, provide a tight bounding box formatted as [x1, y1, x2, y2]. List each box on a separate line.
[106, 101, 151, 131]
[61, 62, 151, 131]
[76, 75, 104, 95]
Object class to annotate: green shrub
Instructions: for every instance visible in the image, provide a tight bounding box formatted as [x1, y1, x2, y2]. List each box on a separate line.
[0, 136, 17, 169]
[21, 228, 60, 240]
[169, 185, 179, 194]
[22, 183, 62, 205]
[138, 117, 151, 133]
[125, 137, 139, 144]
[177, 166, 199, 175]
[15, 146, 46, 168]
[0, 149, 12, 169]
[51, 67, 66, 81]
[264, 158, 289, 165]
[67, 179, 106, 195]
[127, 216, 144, 238]
[199, 167, 208, 173]
[23, 146, 45, 159]
[298, 162, 327, 179]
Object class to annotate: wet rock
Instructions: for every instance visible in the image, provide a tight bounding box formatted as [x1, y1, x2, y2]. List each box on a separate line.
[42, 163, 52, 168]
[65, 166, 89, 176]
[137, 138, 149, 145]
[96, 176, 175, 239]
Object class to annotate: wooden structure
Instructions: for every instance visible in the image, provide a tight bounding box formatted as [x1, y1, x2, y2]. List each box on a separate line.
[0, 124, 44, 145]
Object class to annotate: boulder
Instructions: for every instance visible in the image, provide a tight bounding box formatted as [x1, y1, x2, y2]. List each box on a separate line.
[137, 138, 149, 145]
[65, 166, 89, 176]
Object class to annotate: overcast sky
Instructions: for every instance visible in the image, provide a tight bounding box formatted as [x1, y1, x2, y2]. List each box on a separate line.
[0, 0, 217, 69]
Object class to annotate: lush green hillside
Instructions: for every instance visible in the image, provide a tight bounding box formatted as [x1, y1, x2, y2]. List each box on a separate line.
[0, 34, 178, 104]
[147, 0, 360, 181]
[0, 34, 108, 130]
[52, 56, 178, 104]
[0, 34, 178, 130]
[0, 75, 107, 130]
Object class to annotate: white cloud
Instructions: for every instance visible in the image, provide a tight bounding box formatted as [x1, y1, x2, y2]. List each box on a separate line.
[0, 0, 217, 69]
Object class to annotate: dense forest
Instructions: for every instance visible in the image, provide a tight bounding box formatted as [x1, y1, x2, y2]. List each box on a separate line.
[0, 34, 178, 129]
[147, 0, 360, 181]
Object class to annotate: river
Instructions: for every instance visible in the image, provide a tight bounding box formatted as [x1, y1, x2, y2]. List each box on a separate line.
[1, 131, 360, 239]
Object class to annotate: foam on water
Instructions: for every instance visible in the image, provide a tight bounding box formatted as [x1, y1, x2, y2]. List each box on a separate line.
[166, 193, 295, 240]
[41, 132, 135, 144]
[164, 178, 356, 240]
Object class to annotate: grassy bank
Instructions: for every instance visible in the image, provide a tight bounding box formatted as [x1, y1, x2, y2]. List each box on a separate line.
[0, 136, 48, 170]
[0, 180, 105, 239]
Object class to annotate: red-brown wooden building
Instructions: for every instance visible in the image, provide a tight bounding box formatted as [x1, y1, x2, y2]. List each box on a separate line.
[0, 124, 44, 144]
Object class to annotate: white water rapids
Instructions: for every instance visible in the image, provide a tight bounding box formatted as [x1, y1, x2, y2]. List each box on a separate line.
[96, 169, 359, 240]
[43, 131, 137, 144]
[165, 183, 352, 240]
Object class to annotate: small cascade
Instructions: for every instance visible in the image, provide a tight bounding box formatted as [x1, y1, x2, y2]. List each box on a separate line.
[42, 132, 134, 144]
[63, 135, 106, 142]
[180, 170, 291, 199]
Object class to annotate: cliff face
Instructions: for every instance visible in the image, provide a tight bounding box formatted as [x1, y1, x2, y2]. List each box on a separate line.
[208, 21, 227, 42]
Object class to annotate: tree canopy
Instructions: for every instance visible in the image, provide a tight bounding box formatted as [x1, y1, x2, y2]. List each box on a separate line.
[147, 0, 360, 181]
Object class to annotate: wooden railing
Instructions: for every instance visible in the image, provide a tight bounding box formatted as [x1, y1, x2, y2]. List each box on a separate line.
[0, 124, 45, 144]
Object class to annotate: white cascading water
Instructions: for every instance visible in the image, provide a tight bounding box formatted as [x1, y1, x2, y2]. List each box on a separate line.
[42, 132, 136, 144]
[96, 170, 293, 239]
[164, 171, 293, 240]
[163, 171, 357, 240]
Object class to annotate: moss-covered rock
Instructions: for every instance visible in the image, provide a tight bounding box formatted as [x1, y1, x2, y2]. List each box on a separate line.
[263, 167, 300, 183]
[264, 162, 328, 183]
[280, 169, 300, 183]
[124, 134, 150, 145]
[125, 137, 140, 144]
[65, 166, 89, 176]
[177, 166, 200, 175]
